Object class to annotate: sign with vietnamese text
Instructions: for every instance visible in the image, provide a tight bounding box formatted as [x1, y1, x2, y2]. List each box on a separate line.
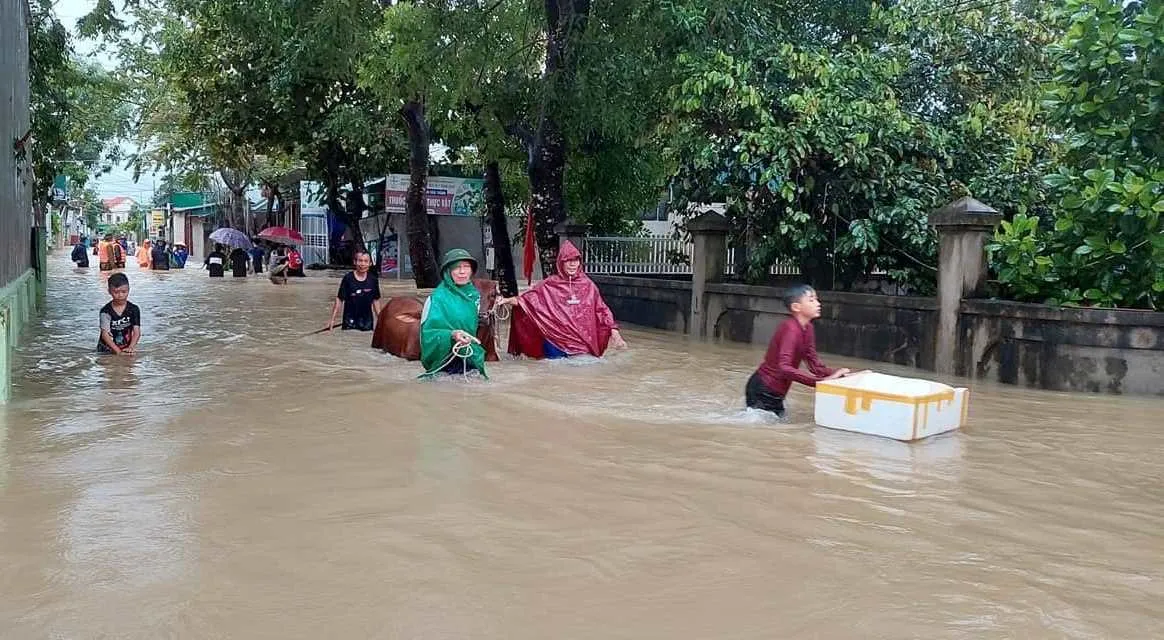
[385, 174, 485, 216]
[150, 209, 166, 236]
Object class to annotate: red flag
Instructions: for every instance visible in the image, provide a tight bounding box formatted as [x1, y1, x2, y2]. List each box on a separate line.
[522, 203, 536, 285]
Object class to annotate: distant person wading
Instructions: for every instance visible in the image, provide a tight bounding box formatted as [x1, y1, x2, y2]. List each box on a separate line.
[205, 245, 227, 278]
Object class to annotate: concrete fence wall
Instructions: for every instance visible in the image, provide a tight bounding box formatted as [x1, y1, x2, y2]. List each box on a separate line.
[594, 274, 1164, 396]
[705, 283, 939, 371]
[565, 197, 1164, 396]
[959, 300, 1164, 395]
[593, 275, 692, 334]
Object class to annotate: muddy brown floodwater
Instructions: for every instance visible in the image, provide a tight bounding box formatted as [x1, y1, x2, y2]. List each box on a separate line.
[0, 254, 1162, 638]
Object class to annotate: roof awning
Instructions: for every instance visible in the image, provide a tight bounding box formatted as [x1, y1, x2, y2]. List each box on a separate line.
[172, 203, 220, 217]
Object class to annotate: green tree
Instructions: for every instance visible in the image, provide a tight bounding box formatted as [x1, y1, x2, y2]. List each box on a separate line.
[362, 0, 677, 276]
[522, 0, 678, 270]
[663, 0, 1054, 290]
[990, 0, 1164, 309]
[74, 187, 109, 234]
[94, 0, 409, 266]
[116, 203, 149, 238]
[28, 0, 130, 214]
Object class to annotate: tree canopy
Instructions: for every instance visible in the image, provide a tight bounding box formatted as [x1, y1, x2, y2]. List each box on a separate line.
[989, 0, 1164, 309]
[40, 0, 1163, 305]
[29, 0, 130, 207]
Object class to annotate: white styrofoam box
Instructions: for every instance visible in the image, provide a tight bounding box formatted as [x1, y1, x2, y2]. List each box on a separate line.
[814, 372, 968, 442]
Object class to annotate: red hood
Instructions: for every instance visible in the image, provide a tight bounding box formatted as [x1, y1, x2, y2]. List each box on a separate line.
[557, 240, 583, 277]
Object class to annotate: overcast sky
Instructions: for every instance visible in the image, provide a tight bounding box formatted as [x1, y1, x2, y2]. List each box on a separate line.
[57, 0, 157, 203]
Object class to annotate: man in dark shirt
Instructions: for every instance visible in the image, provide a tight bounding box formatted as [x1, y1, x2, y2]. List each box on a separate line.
[98, 272, 141, 355]
[325, 251, 382, 331]
[151, 240, 171, 270]
[746, 285, 852, 418]
[71, 240, 90, 267]
[205, 244, 227, 277]
[249, 244, 265, 273]
[229, 247, 250, 277]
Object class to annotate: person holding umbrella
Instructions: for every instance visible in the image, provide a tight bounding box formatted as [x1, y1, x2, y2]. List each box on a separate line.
[257, 226, 306, 276]
[229, 246, 250, 277]
[249, 241, 265, 274]
[268, 246, 289, 285]
[206, 227, 254, 277]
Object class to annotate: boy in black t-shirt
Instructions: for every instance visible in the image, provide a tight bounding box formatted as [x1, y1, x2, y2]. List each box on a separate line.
[98, 273, 141, 355]
[326, 251, 382, 331]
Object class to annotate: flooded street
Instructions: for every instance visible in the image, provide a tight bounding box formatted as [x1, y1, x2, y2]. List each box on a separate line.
[1, 254, 1163, 638]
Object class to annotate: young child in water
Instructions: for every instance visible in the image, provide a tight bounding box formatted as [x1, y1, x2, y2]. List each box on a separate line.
[98, 272, 141, 356]
[746, 284, 852, 418]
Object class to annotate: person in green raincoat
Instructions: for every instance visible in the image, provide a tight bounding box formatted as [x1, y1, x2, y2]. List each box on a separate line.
[419, 249, 489, 379]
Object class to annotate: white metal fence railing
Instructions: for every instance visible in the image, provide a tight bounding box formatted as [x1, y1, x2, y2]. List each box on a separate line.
[585, 236, 692, 275]
[583, 236, 799, 277]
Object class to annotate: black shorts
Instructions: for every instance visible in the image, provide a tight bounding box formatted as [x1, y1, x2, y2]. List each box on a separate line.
[441, 357, 478, 375]
[745, 372, 785, 416]
[342, 315, 374, 331]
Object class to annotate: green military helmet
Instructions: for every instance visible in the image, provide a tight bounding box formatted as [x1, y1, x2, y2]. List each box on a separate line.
[439, 248, 478, 274]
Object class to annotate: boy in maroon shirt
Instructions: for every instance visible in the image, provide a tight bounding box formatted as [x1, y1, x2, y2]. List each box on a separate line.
[746, 285, 852, 418]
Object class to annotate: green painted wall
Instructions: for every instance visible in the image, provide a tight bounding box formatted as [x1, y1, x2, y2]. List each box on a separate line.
[0, 268, 40, 404]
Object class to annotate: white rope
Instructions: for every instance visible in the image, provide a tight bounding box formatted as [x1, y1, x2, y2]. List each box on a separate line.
[493, 300, 512, 321]
[423, 339, 476, 379]
[488, 301, 512, 356]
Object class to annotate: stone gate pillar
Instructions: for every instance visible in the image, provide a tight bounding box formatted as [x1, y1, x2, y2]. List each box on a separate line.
[928, 197, 1002, 376]
[553, 218, 589, 252]
[687, 211, 731, 338]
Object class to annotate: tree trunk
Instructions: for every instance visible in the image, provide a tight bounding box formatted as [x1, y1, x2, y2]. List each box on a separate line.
[401, 100, 440, 288]
[219, 168, 252, 236]
[261, 183, 282, 232]
[344, 175, 369, 261]
[527, 121, 567, 276]
[526, 0, 592, 275]
[484, 160, 519, 296]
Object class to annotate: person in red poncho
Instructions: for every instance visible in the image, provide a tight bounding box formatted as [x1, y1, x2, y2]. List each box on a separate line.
[497, 240, 627, 358]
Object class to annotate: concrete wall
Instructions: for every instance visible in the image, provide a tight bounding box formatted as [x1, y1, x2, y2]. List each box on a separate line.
[591, 275, 1164, 396]
[591, 275, 691, 333]
[704, 282, 938, 370]
[1, 0, 33, 289]
[592, 276, 936, 369]
[960, 300, 1164, 395]
[1, 0, 36, 403]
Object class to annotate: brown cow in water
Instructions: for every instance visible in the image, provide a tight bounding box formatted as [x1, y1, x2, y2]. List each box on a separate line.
[371, 278, 501, 361]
